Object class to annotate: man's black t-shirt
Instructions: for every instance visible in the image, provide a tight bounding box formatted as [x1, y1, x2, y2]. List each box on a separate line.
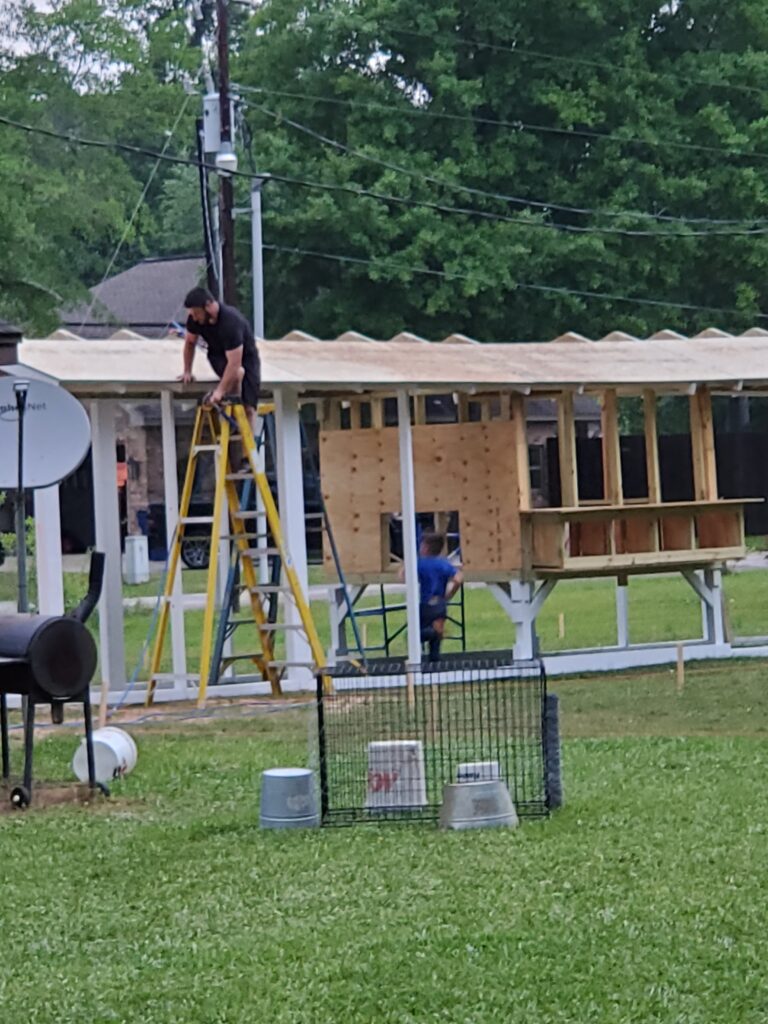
[186, 303, 261, 404]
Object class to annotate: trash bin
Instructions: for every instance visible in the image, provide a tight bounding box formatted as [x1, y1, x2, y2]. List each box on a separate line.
[123, 534, 150, 584]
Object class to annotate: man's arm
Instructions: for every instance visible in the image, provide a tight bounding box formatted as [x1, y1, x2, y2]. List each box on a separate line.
[211, 345, 244, 402]
[179, 330, 198, 383]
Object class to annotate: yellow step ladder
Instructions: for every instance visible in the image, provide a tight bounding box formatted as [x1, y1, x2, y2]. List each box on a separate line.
[145, 401, 326, 707]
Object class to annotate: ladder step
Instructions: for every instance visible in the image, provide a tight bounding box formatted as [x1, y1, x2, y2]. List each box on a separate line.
[180, 516, 215, 525]
[226, 472, 254, 481]
[221, 534, 269, 542]
[152, 672, 201, 682]
[304, 512, 325, 520]
[242, 547, 280, 557]
[266, 660, 318, 669]
[233, 511, 260, 520]
[259, 623, 305, 632]
[250, 585, 293, 595]
[192, 444, 220, 453]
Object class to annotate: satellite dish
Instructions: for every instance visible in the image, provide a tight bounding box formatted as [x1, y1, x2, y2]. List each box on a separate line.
[0, 378, 91, 489]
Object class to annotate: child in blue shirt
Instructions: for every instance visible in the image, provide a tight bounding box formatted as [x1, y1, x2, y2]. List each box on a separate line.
[417, 532, 463, 663]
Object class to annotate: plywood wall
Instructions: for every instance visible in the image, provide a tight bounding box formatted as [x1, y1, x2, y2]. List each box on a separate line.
[320, 422, 521, 577]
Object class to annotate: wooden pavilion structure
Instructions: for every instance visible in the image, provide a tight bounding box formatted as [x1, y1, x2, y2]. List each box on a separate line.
[2, 323, 768, 696]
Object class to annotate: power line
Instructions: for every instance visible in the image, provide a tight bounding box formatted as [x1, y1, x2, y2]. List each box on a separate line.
[259, 241, 768, 320]
[249, 100, 768, 228]
[77, 94, 193, 333]
[2, 112, 768, 240]
[234, 82, 768, 165]
[225, 2, 768, 102]
[393, 28, 768, 100]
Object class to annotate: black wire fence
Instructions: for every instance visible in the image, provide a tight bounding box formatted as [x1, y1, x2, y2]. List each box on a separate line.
[316, 655, 549, 826]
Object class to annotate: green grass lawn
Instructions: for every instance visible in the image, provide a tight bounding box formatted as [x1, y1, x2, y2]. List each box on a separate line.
[1, 666, 767, 1023]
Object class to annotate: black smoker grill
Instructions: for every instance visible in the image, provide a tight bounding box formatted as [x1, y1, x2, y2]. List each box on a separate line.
[0, 552, 105, 808]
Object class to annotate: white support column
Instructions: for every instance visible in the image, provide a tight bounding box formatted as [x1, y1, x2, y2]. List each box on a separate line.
[682, 567, 726, 647]
[160, 390, 187, 695]
[90, 400, 126, 691]
[33, 485, 64, 615]
[274, 387, 313, 685]
[397, 390, 422, 668]
[615, 578, 629, 648]
[489, 578, 555, 660]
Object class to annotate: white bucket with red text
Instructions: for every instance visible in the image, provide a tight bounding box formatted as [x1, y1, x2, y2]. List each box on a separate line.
[72, 727, 138, 784]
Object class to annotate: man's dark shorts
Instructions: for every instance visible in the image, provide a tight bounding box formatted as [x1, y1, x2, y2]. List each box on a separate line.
[209, 354, 260, 408]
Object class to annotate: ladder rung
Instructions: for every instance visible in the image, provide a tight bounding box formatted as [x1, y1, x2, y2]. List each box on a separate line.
[303, 512, 325, 520]
[222, 652, 267, 663]
[250, 585, 293, 595]
[259, 623, 305, 632]
[192, 444, 220, 453]
[220, 532, 268, 541]
[233, 511, 260, 520]
[226, 472, 254, 481]
[215, 672, 272, 685]
[242, 547, 279, 557]
[266, 660, 318, 669]
[152, 672, 201, 681]
[180, 516, 215, 525]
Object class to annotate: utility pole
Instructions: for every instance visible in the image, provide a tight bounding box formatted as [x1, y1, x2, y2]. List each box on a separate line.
[217, 0, 237, 305]
[250, 180, 265, 338]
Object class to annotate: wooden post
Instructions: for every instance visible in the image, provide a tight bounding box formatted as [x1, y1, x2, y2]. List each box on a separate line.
[690, 386, 718, 500]
[643, 389, 661, 504]
[600, 388, 623, 505]
[456, 393, 470, 423]
[349, 400, 362, 430]
[322, 399, 342, 431]
[558, 612, 565, 639]
[557, 392, 579, 507]
[414, 394, 426, 425]
[676, 643, 685, 692]
[511, 393, 531, 512]
[370, 398, 384, 429]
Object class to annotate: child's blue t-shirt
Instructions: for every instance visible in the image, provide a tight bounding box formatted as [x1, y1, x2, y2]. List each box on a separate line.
[417, 556, 456, 603]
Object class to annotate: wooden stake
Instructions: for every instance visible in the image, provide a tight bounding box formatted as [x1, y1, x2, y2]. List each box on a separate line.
[676, 643, 685, 692]
[98, 677, 109, 729]
[558, 612, 565, 639]
[406, 670, 416, 711]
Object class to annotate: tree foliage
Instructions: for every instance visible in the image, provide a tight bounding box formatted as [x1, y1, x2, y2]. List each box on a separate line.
[2, 0, 768, 340]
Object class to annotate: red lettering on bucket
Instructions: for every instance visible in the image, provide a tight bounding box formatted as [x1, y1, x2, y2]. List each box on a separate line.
[368, 770, 400, 793]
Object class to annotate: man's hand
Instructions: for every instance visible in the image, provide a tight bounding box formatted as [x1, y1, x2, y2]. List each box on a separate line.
[177, 371, 195, 384]
[202, 388, 225, 406]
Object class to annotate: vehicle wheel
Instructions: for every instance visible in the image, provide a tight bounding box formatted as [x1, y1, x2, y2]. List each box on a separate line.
[181, 537, 210, 569]
[10, 785, 30, 809]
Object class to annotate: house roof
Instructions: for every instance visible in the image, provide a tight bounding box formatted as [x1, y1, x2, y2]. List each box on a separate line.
[12, 326, 768, 398]
[60, 256, 205, 339]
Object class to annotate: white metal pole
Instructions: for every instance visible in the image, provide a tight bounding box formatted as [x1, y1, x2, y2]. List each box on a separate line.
[616, 579, 629, 648]
[33, 485, 64, 615]
[251, 183, 265, 339]
[160, 390, 188, 695]
[274, 387, 312, 687]
[397, 389, 422, 668]
[90, 400, 127, 691]
[33, 484, 64, 615]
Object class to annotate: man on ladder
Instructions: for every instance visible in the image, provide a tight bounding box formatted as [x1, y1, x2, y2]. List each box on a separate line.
[179, 287, 260, 423]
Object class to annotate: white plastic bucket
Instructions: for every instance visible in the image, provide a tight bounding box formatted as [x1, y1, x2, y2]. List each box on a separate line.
[72, 727, 138, 784]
